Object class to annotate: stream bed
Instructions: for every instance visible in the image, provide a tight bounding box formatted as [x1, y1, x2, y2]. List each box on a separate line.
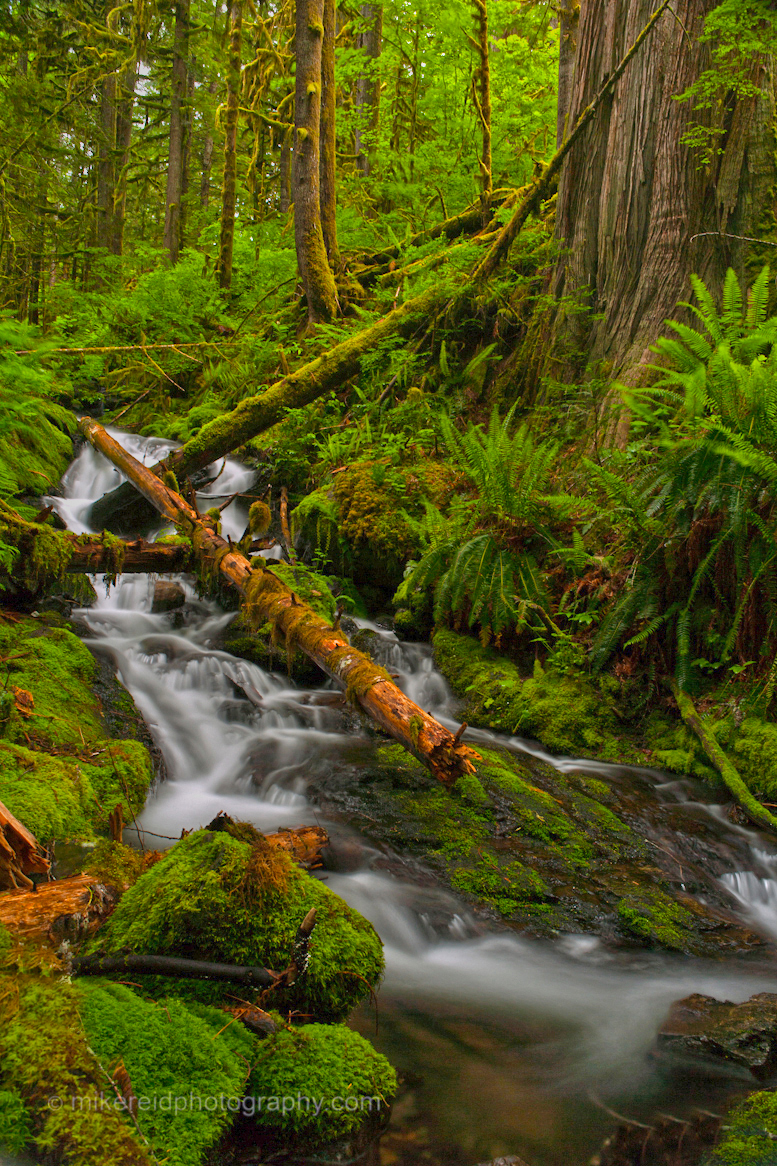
[46, 431, 777, 1166]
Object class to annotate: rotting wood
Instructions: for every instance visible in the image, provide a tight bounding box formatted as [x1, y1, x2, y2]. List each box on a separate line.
[0, 873, 115, 940]
[0, 799, 50, 892]
[73, 951, 279, 986]
[265, 824, 328, 870]
[78, 419, 480, 786]
[671, 680, 777, 836]
[66, 536, 192, 574]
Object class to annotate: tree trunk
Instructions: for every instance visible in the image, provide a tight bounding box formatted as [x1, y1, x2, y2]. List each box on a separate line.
[112, 62, 137, 256]
[79, 419, 480, 787]
[294, 0, 339, 324]
[96, 72, 116, 253]
[279, 131, 292, 212]
[217, 0, 242, 290]
[164, 0, 190, 263]
[200, 79, 219, 209]
[319, 0, 340, 268]
[555, 2, 579, 146]
[552, 0, 777, 410]
[472, 0, 492, 198]
[354, 4, 382, 176]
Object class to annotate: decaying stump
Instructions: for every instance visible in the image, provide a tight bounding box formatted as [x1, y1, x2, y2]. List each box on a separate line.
[0, 799, 50, 891]
[78, 419, 480, 786]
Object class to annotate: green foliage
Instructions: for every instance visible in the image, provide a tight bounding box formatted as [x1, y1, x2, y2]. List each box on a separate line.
[0, 1089, 31, 1154]
[93, 830, 384, 1022]
[248, 1024, 397, 1144]
[708, 1088, 777, 1164]
[396, 406, 577, 645]
[77, 980, 255, 1166]
[617, 889, 698, 950]
[590, 267, 777, 688]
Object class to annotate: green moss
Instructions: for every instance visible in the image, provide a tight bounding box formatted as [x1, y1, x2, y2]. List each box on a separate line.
[432, 628, 632, 761]
[248, 1024, 397, 1145]
[451, 852, 549, 917]
[0, 924, 10, 960]
[617, 888, 697, 950]
[92, 830, 384, 1022]
[0, 978, 151, 1165]
[85, 840, 161, 891]
[732, 717, 777, 800]
[268, 560, 336, 623]
[0, 405, 74, 499]
[76, 980, 254, 1166]
[0, 1088, 32, 1154]
[0, 616, 153, 841]
[453, 773, 491, 806]
[709, 1089, 777, 1165]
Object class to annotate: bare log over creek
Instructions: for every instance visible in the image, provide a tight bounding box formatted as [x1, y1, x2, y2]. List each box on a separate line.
[78, 418, 481, 786]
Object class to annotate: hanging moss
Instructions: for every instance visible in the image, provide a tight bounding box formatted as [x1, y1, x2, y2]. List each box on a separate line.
[248, 1024, 397, 1145]
[248, 500, 271, 535]
[91, 830, 384, 1022]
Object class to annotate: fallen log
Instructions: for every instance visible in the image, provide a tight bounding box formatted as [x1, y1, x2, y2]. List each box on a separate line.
[0, 873, 115, 940]
[0, 799, 50, 891]
[360, 186, 514, 267]
[671, 680, 777, 836]
[72, 952, 278, 987]
[79, 419, 480, 786]
[66, 536, 192, 574]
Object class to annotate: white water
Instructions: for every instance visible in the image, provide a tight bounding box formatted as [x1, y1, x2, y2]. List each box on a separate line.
[54, 433, 777, 1163]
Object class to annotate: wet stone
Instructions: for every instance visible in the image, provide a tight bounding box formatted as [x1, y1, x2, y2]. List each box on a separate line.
[657, 992, 777, 1079]
[152, 580, 186, 612]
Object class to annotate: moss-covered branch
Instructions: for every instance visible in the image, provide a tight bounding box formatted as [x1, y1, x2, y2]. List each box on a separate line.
[671, 680, 777, 835]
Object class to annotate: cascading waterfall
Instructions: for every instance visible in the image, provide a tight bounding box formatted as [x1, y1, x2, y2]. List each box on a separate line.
[48, 430, 777, 1166]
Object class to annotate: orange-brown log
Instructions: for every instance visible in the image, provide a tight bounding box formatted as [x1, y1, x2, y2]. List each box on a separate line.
[77, 418, 479, 786]
[0, 800, 50, 892]
[65, 536, 191, 573]
[265, 825, 328, 869]
[0, 874, 116, 942]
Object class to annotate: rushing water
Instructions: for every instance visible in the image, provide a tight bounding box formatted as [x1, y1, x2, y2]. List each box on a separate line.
[45, 431, 777, 1166]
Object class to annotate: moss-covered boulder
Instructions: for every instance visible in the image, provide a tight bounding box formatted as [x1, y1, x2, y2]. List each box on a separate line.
[76, 981, 255, 1166]
[92, 829, 384, 1021]
[248, 1023, 396, 1148]
[709, 1089, 777, 1164]
[0, 977, 151, 1165]
[0, 615, 153, 843]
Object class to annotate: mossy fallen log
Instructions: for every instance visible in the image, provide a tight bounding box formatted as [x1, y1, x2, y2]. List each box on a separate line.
[72, 952, 279, 987]
[671, 681, 777, 836]
[79, 418, 480, 786]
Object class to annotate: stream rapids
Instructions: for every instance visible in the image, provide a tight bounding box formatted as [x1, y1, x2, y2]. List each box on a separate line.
[41, 429, 777, 1166]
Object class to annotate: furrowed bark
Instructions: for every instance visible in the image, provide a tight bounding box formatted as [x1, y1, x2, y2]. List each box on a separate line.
[671, 681, 777, 836]
[79, 419, 479, 787]
[473, 0, 672, 283]
[89, 279, 458, 526]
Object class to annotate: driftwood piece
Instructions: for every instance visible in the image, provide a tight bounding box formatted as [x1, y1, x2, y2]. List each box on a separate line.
[0, 799, 50, 891]
[78, 419, 480, 786]
[266, 825, 328, 870]
[671, 680, 777, 835]
[0, 874, 116, 941]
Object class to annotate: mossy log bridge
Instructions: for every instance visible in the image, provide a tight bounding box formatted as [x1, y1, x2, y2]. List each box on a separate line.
[78, 418, 480, 786]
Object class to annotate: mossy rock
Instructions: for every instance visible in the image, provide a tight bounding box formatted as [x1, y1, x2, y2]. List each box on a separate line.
[76, 980, 255, 1166]
[0, 616, 153, 842]
[92, 830, 384, 1021]
[432, 628, 637, 762]
[248, 1023, 397, 1147]
[708, 1089, 777, 1164]
[0, 977, 151, 1165]
[616, 888, 700, 951]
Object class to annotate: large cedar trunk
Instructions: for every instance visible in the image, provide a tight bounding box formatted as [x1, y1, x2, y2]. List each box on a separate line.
[552, 0, 777, 407]
[319, 0, 340, 268]
[294, 0, 339, 324]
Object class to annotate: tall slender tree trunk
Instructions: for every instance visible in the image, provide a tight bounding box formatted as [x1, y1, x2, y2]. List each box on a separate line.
[552, 0, 777, 416]
[200, 79, 219, 209]
[408, 10, 422, 181]
[472, 0, 491, 198]
[294, 0, 339, 324]
[279, 132, 292, 212]
[112, 62, 137, 256]
[319, 0, 340, 268]
[96, 72, 116, 252]
[217, 0, 242, 290]
[354, 4, 382, 175]
[555, 2, 579, 146]
[164, 0, 190, 263]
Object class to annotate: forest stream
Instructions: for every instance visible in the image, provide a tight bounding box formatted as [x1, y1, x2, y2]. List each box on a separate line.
[28, 429, 777, 1166]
